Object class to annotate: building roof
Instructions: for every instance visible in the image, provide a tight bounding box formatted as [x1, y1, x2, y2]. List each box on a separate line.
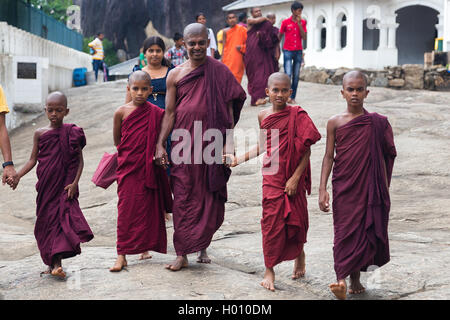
[223, 0, 292, 11]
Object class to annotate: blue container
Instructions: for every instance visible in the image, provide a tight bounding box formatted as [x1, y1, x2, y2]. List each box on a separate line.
[73, 68, 87, 87]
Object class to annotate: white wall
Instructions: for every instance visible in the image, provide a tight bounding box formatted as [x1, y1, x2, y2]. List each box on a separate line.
[444, 0, 450, 51]
[0, 22, 92, 130]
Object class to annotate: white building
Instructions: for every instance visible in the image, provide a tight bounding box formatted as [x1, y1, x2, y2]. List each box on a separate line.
[0, 22, 91, 130]
[223, 0, 450, 69]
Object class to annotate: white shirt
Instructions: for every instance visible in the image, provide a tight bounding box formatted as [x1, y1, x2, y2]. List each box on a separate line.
[207, 28, 217, 57]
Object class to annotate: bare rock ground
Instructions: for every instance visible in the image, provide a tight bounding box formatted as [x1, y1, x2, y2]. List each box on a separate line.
[1, 77, 449, 300]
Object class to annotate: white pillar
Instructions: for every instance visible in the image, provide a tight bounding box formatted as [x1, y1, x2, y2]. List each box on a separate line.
[445, 0, 450, 51]
[388, 23, 399, 49]
[335, 24, 341, 50]
[436, 14, 444, 38]
[315, 20, 322, 50]
[379, 24, 388, 49]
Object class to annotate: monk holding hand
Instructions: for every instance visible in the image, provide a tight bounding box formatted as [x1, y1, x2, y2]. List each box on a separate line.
[224, 73, 321, 291]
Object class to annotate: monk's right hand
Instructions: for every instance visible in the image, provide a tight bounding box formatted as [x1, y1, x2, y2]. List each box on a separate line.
[222, 154, 237, 168]
[319, 189, 330, 212]
[154, 144, 169, 169]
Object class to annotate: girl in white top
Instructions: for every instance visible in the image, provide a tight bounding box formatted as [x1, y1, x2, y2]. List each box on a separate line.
[195, 13, 217, 58]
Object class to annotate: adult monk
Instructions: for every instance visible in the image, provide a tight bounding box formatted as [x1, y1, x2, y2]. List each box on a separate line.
[155, 23, 246, 271]
[245, 7, 280, 106]
[266, 13, 281, 72]
[319, 71, 397, 299]
[225, 73, 321, 291]
[222, 12, 247, 84]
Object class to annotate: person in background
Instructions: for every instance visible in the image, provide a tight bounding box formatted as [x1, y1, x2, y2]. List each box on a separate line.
[88, 32, 105, 81]
[139, 47, 148, 69]
[222, 12, 247, 84]
[195, 13, 217, 59]
[0, 85, 16, 188]
[166, 33, 189, 67]
[238, 12, 248, 28]
[279, 2, 307, 104]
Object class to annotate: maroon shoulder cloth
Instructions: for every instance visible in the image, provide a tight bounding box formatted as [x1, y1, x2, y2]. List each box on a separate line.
[332, 110, 397, 280]
[260, 106, 321, 268]
[244, 20, 280, 105]
[169, 57, 246, 256]
[35, 124, 94, 266]
[116, 102, 172, 255]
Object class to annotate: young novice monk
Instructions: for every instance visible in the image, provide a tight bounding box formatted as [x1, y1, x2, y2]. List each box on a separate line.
[224, 72, 321, 291]
[110, 70, 172, 272]
[10, 91, 94, 279]
[319, 71, 397, 300]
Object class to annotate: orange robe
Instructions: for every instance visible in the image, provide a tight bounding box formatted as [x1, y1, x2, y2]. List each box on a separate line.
[222, 25, 247, 83]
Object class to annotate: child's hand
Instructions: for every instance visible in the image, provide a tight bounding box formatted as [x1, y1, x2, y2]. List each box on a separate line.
[64, 183, 78, 199]
[222, 154, 237, 168]
[6, 174, 19, 190]
[319, 189, 330, 212]
[284, 177, 299, 197]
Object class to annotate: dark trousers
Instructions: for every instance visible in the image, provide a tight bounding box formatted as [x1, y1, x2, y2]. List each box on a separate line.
[92, 59, 103, 81]
[283, 50, 303, 99]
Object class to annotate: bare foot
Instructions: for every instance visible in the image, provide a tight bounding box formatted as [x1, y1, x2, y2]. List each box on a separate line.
[260, 268, 275, 292]
[255, 98, 267, 106]
[109, 255, 128, 272]
[197, 249, 211, 263]
[51, 267, 66, 279]
[349, 272, 365, 294]
[139, 251, 152, 260]
[330, 280, 347, 300]
[40, 267, 52, 276]
[165, 255, 188, 271]
[292, 250, 306, 279]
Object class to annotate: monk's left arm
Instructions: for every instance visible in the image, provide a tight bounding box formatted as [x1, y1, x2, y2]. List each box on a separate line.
[223, 101, 235, 155]
[73, 150, 84, 186]
[285, 149, 311, 196]
[66, 150, 84, 199]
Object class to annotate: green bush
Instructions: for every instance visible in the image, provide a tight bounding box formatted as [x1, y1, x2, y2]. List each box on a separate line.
[29, 0, 72, 22]
[83, 36, 120, 67]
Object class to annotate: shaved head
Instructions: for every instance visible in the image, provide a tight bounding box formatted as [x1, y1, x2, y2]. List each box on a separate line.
[128, 70, 151, 86]
[183, 23, 208, 40]
[268, 72, 291, 87]
[343, 71, 368, 88]
[266, 13, 276, 19]
[46, 91, 67, 107]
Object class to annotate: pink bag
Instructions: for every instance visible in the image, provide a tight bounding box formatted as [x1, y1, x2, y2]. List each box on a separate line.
[91, 152, 118, 189]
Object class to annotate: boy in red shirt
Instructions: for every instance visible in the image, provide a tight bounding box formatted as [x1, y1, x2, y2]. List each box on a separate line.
[279, 1, 307, 104]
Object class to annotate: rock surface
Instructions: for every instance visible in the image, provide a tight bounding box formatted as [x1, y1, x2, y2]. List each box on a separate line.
[80, 0, 235, 58]
[1, 78, 450, 300]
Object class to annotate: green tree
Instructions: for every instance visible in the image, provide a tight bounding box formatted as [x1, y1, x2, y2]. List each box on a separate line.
[83, 36, 120, 67]
[29, 0, 73, 22]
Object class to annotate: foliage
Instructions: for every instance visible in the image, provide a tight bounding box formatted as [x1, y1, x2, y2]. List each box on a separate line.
[28, 0, 73, 22]
[83, 36, 120, 67]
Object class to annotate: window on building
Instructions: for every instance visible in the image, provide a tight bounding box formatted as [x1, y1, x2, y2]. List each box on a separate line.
[363, 18, 380, 50]
[317, 16, 326, 50]
[336, 13, 347, 49]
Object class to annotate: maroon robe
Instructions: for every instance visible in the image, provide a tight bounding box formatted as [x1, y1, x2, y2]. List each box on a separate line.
[35, 124, 93, 266]
[270, 26, 280, 72]
[244, 20, 280, 105]
[116, 102, 172, 255]
[170, 56, 246, 256]
[332, 110, 396, 280]
[261, 106, 321, 268]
